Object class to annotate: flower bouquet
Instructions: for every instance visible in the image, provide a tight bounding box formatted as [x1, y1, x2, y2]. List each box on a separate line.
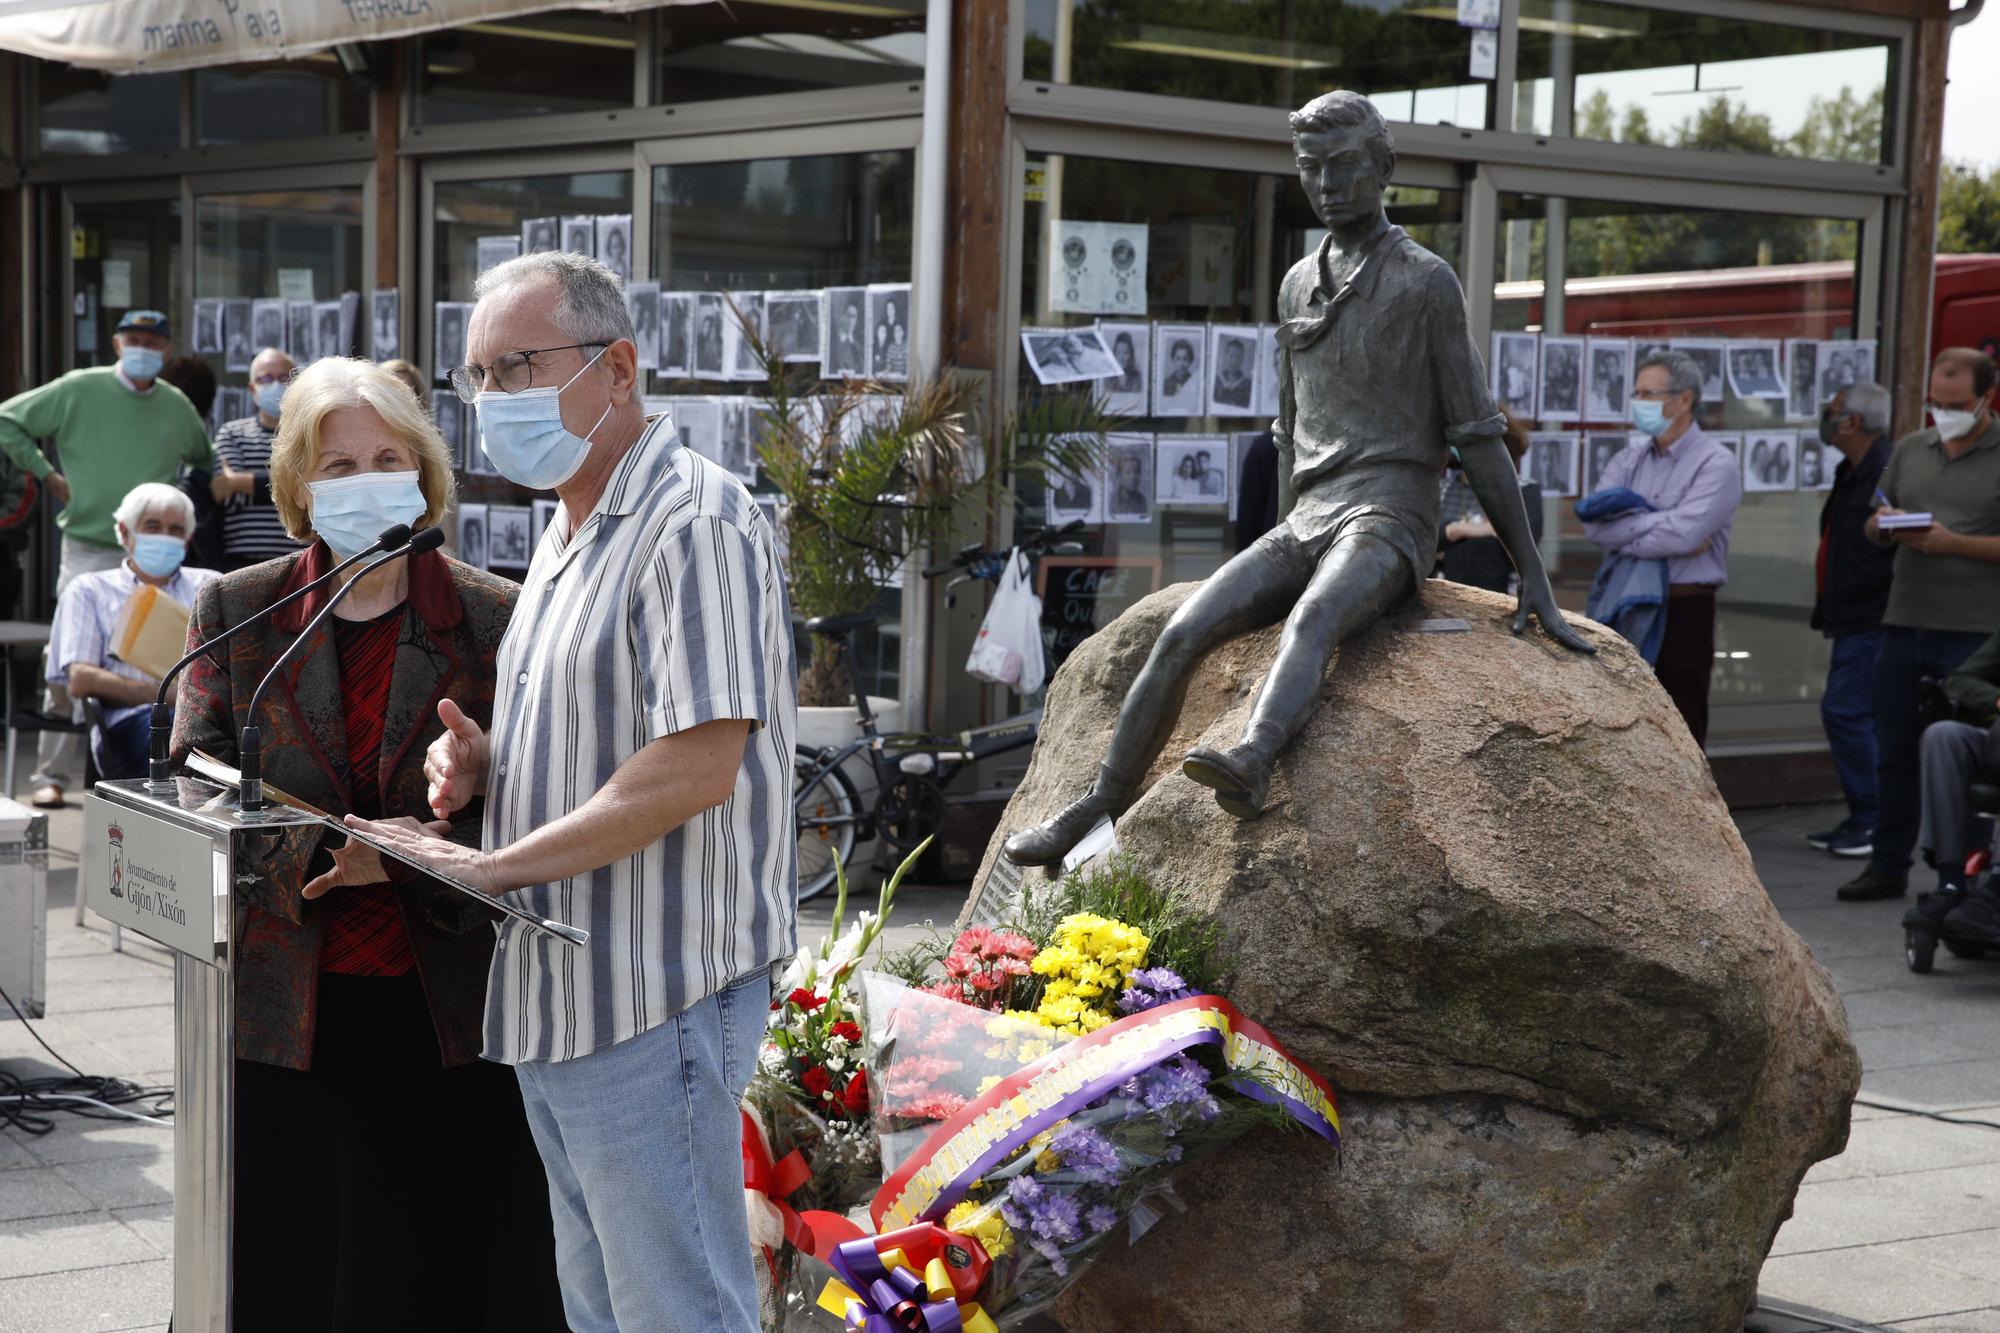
[799, 857, 1340, 1330]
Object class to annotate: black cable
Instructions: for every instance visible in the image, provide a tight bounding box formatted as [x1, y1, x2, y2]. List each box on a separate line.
[1853, 1094, 2000, 1130]
[0, 981, 173, 1137]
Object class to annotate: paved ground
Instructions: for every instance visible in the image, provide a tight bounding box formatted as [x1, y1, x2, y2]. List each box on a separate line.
[3, 801, 2000, 1330]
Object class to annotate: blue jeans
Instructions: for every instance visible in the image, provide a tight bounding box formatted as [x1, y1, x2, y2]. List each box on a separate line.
[1871, 626, 1991, 874]
[514, 971, 768, 1333]
[1820, 629, 1882, 830]
[93, 708, 151, 782]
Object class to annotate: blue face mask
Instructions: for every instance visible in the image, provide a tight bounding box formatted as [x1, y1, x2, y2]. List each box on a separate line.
[129, 533, 186, 579]
[306, 470, 428, 559]
[120, 346, 165, 382]
[1630, 398, 1670, 438]
[254, 381, 285, 418]
[474, 346, 611, 490]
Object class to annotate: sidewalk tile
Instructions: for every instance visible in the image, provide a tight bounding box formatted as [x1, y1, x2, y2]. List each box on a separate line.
[0, 1212, 154, 1279]
[17, 1120, 171, 1169]
[53, 1154, 173, 1212]
[0, 1169, 95, 1224]
[1808, 1116, 2000, 1183]
[109, 1204, 171, 1258]
[1772, 1165, 2000, 1256]
[1756, 1244, 2000, 1324]
[0, 1258, 170, 1333]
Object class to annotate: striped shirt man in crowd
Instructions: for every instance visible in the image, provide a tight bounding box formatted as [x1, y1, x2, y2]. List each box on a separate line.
[210, 346, 308, 570]
[350, 250, 796, 1333]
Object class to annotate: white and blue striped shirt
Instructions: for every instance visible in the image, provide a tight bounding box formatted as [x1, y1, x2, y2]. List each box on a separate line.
[481, 414, 798, 1065]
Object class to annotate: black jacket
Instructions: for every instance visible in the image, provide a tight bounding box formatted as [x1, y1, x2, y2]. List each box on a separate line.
[1813, 434, 1897, 638]
[1234, 432, 1281, 553]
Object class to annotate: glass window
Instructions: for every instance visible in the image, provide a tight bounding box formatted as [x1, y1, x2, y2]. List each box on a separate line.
[434, 170, 634, 307]
[416, 12, 637, 125]
[1515, 0, 1893, 164]
[1491, 192, 1864, 741]
[71, 200, 183, 370]
[37, 69, 180, 157]
[1022, 0, 1493, 130]
[194, 60, 369, 146]
[654, 0, 925, 103]
[1015, 151, 1464, 674]
[651, 148, 917, 698]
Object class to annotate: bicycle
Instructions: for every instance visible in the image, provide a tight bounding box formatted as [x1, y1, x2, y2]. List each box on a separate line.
[792, 522, 1085, 900]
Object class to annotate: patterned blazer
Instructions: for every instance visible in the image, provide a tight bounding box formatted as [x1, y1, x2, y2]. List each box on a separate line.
[171, 542, 518, 1071]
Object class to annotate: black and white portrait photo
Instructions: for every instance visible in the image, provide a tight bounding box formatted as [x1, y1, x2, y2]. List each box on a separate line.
[725, 292, 768, 381]
[371, 289, 400, 360]
[1155, 436, 1230, 506]
[1102, 433, 1155, 524]
[1254, 324, 1282, 420]
[1819, 342, 1877, 405]
[520, 217, 558, 255]
[660, 292, 693, 377]
[1585, 337, 1630, 421]
[595, 215, 632, 283]
[1797, 437, 1835, 492]
[766, 291, 822, 364]
[489, 505, 533, 571]
[1537, 336, 1584, 423]
[1490, 332, 1538, 417]
[1021, 326, 1122, 386]
[625, 282, 661, 371]
[1206, 325, 1260, 418]
[531, 499, 558, 550]
[560, 216, 595, 258]
[822, 288, 868, 378]
[435, 302, 468, 382]
[716, 397, 761, 483]
[456, 503, 489, 570]
[1786, 339, 1821, 420]
[1711, 432, 1742, 465]
[670, 396, 722, 466]
[1582, 432, 1627, 495]
[224, 300, 254, 373]
[315, 301, 342, 361]
[1097, 322, 1149, 418]
[1524, 431, 1578, 498]
[1151, 323, 1207, 417]
[251, 300, 286, 361]
[432, 396, 465, 469]
[285, 301, 315, 364]
[867, 283, 911, 383]
[193, 300, 223, 355]
[1744, 430, 1798, 492]
[1046, 457, 1102, 525]
[1725, 341, 1786, 401]
[1673, 339, 1726, 402]
[694, 294, 726, 379]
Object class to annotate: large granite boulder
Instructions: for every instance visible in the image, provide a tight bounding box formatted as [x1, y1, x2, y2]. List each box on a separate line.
[970, 579, 1858, 1333]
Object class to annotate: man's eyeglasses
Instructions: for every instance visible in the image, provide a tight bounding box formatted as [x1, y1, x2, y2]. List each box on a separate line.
[446, 343, 605, 405]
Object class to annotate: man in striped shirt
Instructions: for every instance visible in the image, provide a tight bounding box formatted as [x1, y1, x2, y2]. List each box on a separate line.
[210, 346, 308, 570]
[350, 251, 796, 1333]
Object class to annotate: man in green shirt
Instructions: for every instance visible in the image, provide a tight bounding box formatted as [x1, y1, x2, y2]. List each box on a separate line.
[0, 309, 216, 806]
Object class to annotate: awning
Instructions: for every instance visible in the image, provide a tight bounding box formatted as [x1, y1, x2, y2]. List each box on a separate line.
[0, 0, 700, 75]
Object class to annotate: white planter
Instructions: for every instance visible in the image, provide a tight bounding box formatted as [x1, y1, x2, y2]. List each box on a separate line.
[797, 698, 902, 875]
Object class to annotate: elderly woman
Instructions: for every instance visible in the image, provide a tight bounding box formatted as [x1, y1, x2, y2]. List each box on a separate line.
[171, 357, 562, 1330]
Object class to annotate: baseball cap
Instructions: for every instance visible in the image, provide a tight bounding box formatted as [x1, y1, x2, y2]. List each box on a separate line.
[115, 310, 172, 339]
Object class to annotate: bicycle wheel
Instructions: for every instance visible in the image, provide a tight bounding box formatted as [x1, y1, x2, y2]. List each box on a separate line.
[794, 745, 861, 903]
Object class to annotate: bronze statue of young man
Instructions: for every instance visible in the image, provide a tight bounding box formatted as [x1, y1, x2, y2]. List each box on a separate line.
[1004, 91, 1595, 868]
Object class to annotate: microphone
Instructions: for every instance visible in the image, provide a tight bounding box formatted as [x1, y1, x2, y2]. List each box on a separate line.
[145, 523, 414, 791]
[237, 526, 445, 813]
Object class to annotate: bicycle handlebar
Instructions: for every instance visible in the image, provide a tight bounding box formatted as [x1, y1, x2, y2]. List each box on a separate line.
[922, 521, 1085, 579]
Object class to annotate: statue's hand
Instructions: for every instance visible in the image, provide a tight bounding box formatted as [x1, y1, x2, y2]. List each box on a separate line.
[1513, 583, 1597, 655]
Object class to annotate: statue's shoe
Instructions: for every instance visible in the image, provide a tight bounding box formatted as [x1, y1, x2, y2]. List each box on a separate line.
[1003, 788, 1125, 867]
[1182, 744, 1271, 821]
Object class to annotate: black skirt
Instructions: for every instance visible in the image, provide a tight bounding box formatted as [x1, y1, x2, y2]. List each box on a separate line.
[233, 972, 567, 1332]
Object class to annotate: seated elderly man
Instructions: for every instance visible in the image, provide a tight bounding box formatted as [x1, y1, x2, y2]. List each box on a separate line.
[1901, 629, 2000, 941]
[47, 482, 216, 781]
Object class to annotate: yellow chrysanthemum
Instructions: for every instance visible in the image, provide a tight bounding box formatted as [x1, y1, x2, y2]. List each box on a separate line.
[945, 1200, 1014, 1258]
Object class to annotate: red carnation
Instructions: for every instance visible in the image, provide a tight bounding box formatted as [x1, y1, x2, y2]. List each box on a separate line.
[829, 1020, 863, 1044]
[800, 1065, 834, 1101]
[788, 988, 827, 1012]
[841, 1070, 871, 1114]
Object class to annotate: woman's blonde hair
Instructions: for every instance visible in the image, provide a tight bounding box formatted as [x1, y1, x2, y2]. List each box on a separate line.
[269, 357, 456, 541]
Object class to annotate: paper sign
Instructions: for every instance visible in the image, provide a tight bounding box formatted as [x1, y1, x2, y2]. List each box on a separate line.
[277, 268, 315, 302]
[1458, 0, 1499, 28]
[101, 260, 132, 309]
[1048, 221, 1149, 317]
[1470, 29, 1498, 79]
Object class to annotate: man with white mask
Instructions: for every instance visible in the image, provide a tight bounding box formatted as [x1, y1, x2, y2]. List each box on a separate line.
[47, 482, 216, 780]
[211, 345, 309, 570]
[0, 309, 216, 806]
[347, 250, 797, 1333]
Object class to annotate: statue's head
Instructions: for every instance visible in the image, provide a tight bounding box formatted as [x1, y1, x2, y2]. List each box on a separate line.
[1290, 91, 1396, 231]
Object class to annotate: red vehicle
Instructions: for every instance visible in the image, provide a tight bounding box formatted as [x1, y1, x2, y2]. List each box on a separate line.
[1495, 254, 2000, 354]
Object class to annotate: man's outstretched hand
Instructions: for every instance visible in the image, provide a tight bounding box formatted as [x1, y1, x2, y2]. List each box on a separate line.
[1513, 582, 1597, 655]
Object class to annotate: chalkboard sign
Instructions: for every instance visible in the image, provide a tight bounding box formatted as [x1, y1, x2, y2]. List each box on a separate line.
[1037, 555, 1163, 668]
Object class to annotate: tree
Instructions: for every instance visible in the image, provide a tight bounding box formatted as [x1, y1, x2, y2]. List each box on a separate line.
[1938, 162, 2000, 255]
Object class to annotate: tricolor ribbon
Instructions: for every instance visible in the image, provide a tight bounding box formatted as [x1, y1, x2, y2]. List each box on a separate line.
[814, 1226, 996, 1333]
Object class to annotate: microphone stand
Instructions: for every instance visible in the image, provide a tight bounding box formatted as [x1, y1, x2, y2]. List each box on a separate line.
[238, 528, 444, 815]
[144, 523, 414, 795]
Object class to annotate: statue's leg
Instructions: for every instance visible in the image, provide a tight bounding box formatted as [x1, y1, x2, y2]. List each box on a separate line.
[1001, 540, 1308, 865]
[1184, 530, 1412, 818]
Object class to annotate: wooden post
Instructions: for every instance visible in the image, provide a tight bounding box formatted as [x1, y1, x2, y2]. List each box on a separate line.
[373, 48, 401, 312]
[944, 0, 1008, 385]
[1893, 13, 1951, 437]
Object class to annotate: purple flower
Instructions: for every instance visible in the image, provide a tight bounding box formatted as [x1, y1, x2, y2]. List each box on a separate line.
[1000, 1175, 1082, 1248]
[1085, 1204, 1119, 1235]
[1050, 1124, 1124, 1186]
[1118, 1054, 1220, 1125]
[1115, 966, 1194, 1015]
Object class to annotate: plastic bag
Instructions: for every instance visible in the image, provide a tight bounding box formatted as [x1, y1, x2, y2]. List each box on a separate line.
[965, 550, 1046, 695]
